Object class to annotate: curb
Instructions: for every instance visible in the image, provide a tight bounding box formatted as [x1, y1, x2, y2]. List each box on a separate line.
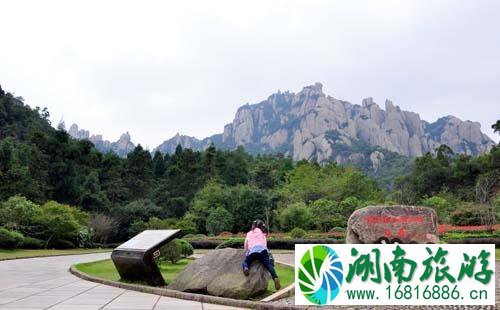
[0, 250, 111, 262]
[70, 265, 302, 310]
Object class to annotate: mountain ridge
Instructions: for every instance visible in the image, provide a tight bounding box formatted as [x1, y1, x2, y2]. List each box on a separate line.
[155, 83, 494, 159]
[68, 83, 494, 172]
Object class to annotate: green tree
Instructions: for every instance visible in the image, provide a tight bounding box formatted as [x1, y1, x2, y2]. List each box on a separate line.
[310, 199, 344, 231]
[36, 201, 87, 248]
[152, 150, 166, 177]
[422, 196, 453, 223]
[278, 202, 312, 231]
[225, 185, 270, 232]
[206, 207, 234, 235]
[123, 145, 153, 199]
[0, 195, 40, 233]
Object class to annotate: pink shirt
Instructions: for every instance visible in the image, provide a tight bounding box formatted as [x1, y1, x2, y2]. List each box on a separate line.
[244, 228, 267, 251]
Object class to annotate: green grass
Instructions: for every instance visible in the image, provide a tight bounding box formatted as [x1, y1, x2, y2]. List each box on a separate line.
[0, 248, 111, 260]
[268, 263, 294, 293]
[75, 258, 295, 298]
[496, 248, 499, 261]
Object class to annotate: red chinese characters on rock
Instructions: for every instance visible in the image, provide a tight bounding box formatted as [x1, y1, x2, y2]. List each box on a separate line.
[346, 205, 439, 244]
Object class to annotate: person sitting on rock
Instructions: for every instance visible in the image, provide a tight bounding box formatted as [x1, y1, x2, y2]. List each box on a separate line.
[242, 219, 281, 290]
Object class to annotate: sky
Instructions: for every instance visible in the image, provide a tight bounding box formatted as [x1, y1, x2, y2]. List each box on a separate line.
[1, 0, 499, 148]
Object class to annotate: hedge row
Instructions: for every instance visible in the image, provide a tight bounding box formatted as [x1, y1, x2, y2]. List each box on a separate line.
[444, 237, 500, 247]
[188, 238, 346, 250]
[188, 237, 500, 249]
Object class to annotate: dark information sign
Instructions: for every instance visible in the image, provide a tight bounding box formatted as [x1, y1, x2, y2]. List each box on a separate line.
[111, 229, 180, 286]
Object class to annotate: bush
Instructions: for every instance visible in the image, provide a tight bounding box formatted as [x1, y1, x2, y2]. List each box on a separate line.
[206, 207, 233, 236]
[290, 227, 307, 238]
[21, 236, 44, 249]
[175, 215, 198, 235]
[215, 238, 244, 249]
[0, 228, 24, 249]
[147, 217, 176, 229]
[0, 195, 40, 232]
[177, 239, 194, 257]
[36, 201, 87, 247]
[89, 214, 118, 244]
[329, 227, 345, 233]
[190, 237, 345, 250]
[278, 202, 312, 231]
[450, 203, 482, 226]
[159, 239, 182, 264]
[182, 234, 195, 239]
[128, 220, 147, 238]
[188, 239, 222, 249]
[422, 196, 453, 223]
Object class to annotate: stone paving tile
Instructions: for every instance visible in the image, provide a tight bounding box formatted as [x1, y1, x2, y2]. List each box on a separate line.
[202, 303, 247, 310]
[102, 291, 160, 310]
[49, 305, 101, 310]
[154, 297, 202, 310]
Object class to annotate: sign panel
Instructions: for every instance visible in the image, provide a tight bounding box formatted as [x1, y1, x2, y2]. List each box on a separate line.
[116, 230, 179, 251]
[295, 244, 495, 306]
[111, 229, 181, 286]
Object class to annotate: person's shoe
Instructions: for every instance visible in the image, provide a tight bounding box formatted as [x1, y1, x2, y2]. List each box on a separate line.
[243, 268, 249, 276]
[274, 278, 281, 290]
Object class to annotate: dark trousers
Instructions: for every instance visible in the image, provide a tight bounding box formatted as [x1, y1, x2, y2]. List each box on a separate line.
[242, 250, 278, 280]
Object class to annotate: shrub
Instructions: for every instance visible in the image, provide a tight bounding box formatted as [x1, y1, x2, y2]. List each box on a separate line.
[159, 239, 182, 264]
[188, 239, 222, 249]
[206, 207, 233, 236]
[0, 228, 24, 249]
[182, 234, 195, 239]
[147, 217, 176, 229]
[175, 215, 198, 235]
[339, 197, 362, 216]
[215, 238, 244, 249]
[88, 214, 118, 244]
[177, 239, 194, 257]
[36, 201, 87, 247]
[21, 236, 44, 249]
[0, 195, 40, 232]
[77, 227, 94, 248]
[422, 196, 453, 223]
[329, 227, 345, 233]
[194, 234, 207, 239]
[290, 227, 307, 238]
[450, 203, 482, 226]
[218, 231, 233, 237]
[128, 220, 147, 238]
[278, 202, 312, 231]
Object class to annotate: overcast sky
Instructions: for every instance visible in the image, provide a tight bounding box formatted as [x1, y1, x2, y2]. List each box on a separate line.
[1, 0, 499, 148]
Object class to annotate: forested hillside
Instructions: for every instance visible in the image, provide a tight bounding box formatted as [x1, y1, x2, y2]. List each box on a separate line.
[0, 84, 498, 250]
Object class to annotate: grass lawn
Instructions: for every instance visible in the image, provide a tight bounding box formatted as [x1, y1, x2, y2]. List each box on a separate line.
[496, 248, 499, 261]
[75, 258, 295, 298]
[0, 248, 111, 260]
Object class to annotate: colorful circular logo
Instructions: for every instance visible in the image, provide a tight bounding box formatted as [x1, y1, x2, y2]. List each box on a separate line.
[298, 245, 343, 305]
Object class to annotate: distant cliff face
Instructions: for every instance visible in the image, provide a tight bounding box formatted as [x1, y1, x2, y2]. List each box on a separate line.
[156, 83, 494, 165]
[68, 124, 135, 157]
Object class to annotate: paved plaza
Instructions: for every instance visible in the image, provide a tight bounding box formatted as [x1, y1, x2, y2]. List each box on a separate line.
[0, 253, 243, 310]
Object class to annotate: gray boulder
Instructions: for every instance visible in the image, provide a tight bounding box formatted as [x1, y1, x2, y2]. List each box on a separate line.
[347, 205, 439, 244]
[168, 248, 270, 299]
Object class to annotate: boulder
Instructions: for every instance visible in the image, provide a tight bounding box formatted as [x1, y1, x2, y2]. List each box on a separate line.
[168, 248, 270, 299]
[347, 205, 439, 244]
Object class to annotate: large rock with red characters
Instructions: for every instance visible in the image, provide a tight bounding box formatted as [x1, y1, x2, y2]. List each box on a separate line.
[346, 205, 439, 244]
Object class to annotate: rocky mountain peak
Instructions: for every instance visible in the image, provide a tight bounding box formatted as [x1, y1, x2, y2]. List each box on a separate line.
[67, 123, 135, 157]
[156, 83, 495, 165]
